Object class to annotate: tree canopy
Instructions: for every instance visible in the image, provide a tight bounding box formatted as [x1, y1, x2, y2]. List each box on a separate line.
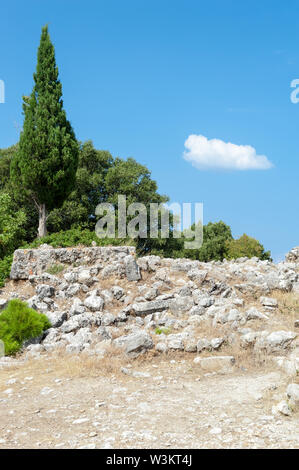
[226, 233, 272, 261]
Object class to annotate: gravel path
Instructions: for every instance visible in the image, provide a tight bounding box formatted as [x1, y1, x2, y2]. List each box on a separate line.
[0, 355, 298, 449]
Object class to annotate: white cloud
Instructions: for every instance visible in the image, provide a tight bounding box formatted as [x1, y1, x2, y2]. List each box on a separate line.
[183, 134, 273, 171]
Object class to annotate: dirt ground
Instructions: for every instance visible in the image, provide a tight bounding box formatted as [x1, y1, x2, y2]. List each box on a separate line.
[0, 352, 298, 449]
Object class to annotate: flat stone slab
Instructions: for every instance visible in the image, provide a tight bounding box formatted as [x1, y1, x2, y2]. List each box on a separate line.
[194, 355, 235, 373]
[132, 299, 171, 316]
[10, 246, 136, 280]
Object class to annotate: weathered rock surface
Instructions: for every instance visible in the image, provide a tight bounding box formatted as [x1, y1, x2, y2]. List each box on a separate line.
[285, 246, 299, 263]
[286, 383, 299, 407]
[193, 356, 236, 373]
[114, 331, 154, 357]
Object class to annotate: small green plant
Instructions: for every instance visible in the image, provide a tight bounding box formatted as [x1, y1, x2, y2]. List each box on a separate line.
[0, 299, 51, 355]
[46, 263, 65, 275]
[155, 327, 171, 335]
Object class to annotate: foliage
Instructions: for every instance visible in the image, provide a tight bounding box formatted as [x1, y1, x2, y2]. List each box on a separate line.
[10, 25, 79, 236]
[226, 233, 272, 261]
[0, 145, 18, 191]
[155, 327, 171, 335]
[46, 263, 65, 275]
[0, 255, 13, 288]
[48, 150, 168, 233]
[180, 221, 233, 261]
[47, 141, 113, 232]
[0, 193, 26, 258]
[0, 299, 51, 355]
[105, 157, 167, 206]
[20, 228, 135, 250]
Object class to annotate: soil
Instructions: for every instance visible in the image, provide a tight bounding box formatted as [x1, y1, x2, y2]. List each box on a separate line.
[0, 353, 298, 449]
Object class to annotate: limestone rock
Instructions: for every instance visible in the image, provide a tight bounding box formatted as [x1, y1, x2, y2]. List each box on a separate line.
[36, 284, 55, 300]
[114, 331, 153, 357]
[132, 299, 171, 316]
[124, 255, 141, 281]
[256, 331, 297, 353]
[272, 400, 291, 416]
[260, 296, 278, 308]
[84, 293, 104, 312]
[0, 299, 7, 310]
[193, 356, 235, 373]
[286, 383, 299, 407]
[46, 311, 67, 328]
[285, 247, 299, 263]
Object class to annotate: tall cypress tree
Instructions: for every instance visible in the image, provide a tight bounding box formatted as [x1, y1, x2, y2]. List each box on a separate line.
[11, 25, 79, 237]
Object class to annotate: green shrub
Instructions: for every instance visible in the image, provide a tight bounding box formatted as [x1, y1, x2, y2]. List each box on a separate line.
[0, 254, 13, 287]
[226, 233, 272, 261]
[46, 263, 65, 275]
[0, 299, 51, 355]
[155, 327, 171, 335]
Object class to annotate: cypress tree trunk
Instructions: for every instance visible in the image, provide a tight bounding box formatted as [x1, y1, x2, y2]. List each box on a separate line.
[38, 204, 48, 238]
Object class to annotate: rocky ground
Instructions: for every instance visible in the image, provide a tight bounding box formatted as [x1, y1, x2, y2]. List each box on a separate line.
[0, 353, 298, 449]
[0, 244, 299, 449]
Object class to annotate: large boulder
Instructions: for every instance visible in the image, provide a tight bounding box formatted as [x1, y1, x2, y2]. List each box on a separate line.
[168, 296, 194, 314]
[46, 310, 67, 328]
[285, 247, 299, 263]
[255, 331, 297, 353]
[84, 292, 104, 311]
[124, 255, 141, 281]
[114, 331, 153, 357]
[36, 284, 55, 300]
[60, 312, 101, 333]
[132, 299, 171, 316]
[64, 328, 92, 353]
[193, 356, 235, 373]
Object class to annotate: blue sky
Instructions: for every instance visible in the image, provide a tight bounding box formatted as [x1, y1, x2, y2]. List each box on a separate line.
[0, 0, 298, 261]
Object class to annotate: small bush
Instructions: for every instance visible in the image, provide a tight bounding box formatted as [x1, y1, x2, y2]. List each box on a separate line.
[155, 327, 171, 335]
[0, 299, 51, 355]
[46, 263, 65, 275]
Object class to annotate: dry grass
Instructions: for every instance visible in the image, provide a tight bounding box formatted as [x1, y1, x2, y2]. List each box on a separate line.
[0, 348, 127, 389]
[256, 290, 299, 332]
[1, 280, 36, 300]
[224, 340, 276, 371]
[0, 345, 163, 389]
[50, 348, 128, 378]
[273, 290, 299, 318]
